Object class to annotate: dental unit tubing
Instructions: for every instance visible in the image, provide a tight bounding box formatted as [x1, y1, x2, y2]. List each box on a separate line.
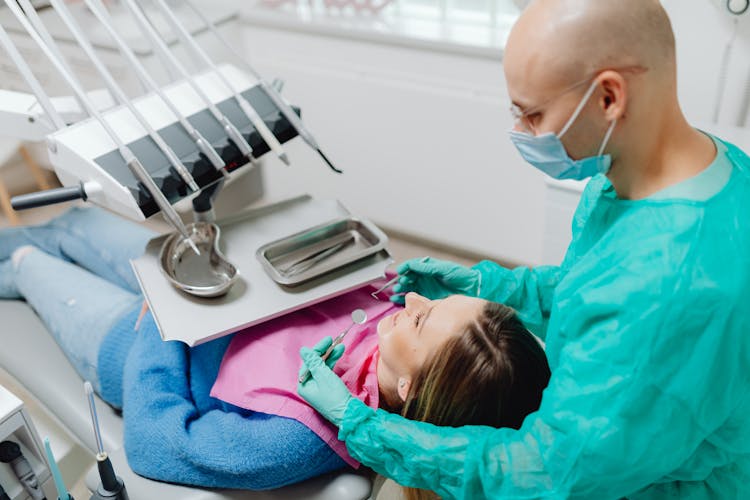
[118, 0, 254, 158]
[183, 0, 341, 173]
[2, 0, 304, 222]
[150, 0, 289, 166]
[4, 0, 197, 247]
[48, 0, 200, 192]
[0, 26, 65, 131]
[81, 0, 226, 171]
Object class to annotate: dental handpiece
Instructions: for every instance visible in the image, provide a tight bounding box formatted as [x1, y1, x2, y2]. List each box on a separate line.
[183, 0, 343, 173]
[85, 382, 129, 500]
[152, 0, 290, 166]
[81, 0, 226, 173]
[0, 441, 46, 500]
[4, 0, 200, 255]
[49, 0, 199, 192]
[120, 0, 254, 159]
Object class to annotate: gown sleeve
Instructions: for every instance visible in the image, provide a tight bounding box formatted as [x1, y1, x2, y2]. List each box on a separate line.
[338, 254, 744, 499]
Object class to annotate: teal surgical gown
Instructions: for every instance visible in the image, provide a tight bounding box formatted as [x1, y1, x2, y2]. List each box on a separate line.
[338, 138, 750, 499]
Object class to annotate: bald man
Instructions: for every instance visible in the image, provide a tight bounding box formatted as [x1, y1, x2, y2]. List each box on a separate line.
[298, 1, 750, 498]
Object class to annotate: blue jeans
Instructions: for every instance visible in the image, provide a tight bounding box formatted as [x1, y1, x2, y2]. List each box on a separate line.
[0, 206, 157, 390]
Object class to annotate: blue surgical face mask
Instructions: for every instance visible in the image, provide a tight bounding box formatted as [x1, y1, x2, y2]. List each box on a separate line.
[509, 80, 617, 181]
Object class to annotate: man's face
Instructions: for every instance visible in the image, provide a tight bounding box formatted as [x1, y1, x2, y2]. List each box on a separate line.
[503, 3, 605, 161]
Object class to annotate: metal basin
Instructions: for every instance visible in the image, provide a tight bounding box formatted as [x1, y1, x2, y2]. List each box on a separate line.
[158, 222, 238, 298]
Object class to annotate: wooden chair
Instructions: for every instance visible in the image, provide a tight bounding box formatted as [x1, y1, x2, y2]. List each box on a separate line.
[0, 139, 53, 226]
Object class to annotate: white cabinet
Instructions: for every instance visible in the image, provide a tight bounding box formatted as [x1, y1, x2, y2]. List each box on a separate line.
[0, 385, 53, 500]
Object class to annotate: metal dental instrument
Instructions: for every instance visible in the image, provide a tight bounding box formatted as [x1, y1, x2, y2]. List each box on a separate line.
[299, 309, 368, 383]
[281, 234, 355, 276]
[183, 0, 343, 174]
[48, 0, 200, 192]
[84, 382, 104, 457]
[85, 382, 128, 500]
[0, 25, 65, 131]
[3, 0, 200, 255]
[82, 0, 226, 173]
[371, 274, 401, 301]
[119, 0, 254, 159]
[150, 0, 290, 166]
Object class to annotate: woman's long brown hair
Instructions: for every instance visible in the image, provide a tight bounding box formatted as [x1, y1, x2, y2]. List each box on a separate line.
[400, 301, 551, 500]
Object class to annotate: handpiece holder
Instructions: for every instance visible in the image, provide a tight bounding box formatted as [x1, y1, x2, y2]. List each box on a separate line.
[192, 178, 225, 223]
[89, 453, 127, 500]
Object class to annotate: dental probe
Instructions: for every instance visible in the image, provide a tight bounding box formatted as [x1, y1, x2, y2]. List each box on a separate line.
[299, 309, 368, 383]
[149, 0, 290, 166]
[81, 0, 226, 173]
[119, 0, 254, 159]
[3, 0, 200, 255]
[84, 382, 129, 500]
[49, 0, 200, 192]
[183, 0, 343, 174]
[371, 274, 401, 301]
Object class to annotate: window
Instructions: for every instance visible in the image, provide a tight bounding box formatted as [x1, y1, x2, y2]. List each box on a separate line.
[248, 0, 522, 52]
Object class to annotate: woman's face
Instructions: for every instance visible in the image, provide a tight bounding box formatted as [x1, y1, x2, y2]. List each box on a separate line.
[376, 292, 486, 402]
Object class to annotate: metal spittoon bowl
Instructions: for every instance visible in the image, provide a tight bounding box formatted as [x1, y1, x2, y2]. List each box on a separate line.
[158, 221, 238, 298]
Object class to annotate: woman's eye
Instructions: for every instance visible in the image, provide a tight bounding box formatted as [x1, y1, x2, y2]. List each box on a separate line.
[414, 311, 424, 327]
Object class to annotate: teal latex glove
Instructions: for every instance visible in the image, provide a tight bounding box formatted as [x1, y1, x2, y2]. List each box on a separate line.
[391, 257, 481, 304]
[298, 336, 346, 376]
[297, 340, 353, 427]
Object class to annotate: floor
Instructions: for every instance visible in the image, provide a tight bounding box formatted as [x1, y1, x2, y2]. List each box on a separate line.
[0, 175, 478, 500]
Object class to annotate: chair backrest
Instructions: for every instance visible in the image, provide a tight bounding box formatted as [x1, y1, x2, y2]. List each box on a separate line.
[0, 300, 372, 499]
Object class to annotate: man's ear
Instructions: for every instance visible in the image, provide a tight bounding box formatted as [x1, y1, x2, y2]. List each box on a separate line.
[397, 377, 412, 402]
[598, 70, 628, 121]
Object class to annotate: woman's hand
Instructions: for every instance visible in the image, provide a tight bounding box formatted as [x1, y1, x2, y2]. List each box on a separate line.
[391, 257, 481, 303]
[297, 337, 353, 427]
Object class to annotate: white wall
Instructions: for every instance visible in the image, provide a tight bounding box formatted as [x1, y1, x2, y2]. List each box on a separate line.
[240, 0, 750, 267]
[665, 0, 750, 146]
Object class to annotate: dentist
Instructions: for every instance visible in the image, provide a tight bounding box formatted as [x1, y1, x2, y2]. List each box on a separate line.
[298, 0, 750, 498]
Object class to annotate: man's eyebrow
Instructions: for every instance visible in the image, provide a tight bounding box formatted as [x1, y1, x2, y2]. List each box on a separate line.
[417, 305, 436, 336]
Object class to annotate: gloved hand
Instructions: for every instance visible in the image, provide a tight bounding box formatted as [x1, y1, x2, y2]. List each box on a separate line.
[297, 338, 353, 427]
[391, 257, 481, 304]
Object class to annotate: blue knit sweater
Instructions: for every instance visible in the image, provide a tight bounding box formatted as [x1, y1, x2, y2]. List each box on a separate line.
[96, 307, 347, 489]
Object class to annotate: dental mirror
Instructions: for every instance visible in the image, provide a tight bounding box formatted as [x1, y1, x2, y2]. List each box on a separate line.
[351, 308, 367, 325]
[299, 308, 368, 383]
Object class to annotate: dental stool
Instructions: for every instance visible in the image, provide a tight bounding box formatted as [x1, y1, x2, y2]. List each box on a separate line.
[0, 300, 373, 499]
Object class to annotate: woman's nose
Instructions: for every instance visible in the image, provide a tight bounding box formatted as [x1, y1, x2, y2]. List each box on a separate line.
[404, 292, 427, 310]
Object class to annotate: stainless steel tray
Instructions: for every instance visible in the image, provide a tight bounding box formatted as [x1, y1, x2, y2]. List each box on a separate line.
[257, 217, 389, 286]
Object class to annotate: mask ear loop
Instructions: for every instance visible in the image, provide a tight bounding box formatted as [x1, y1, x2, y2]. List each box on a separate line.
[598, 118, 618, 156]
[558, 80, 600, 139]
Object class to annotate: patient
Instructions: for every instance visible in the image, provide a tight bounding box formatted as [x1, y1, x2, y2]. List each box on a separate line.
[0, 206, 550, 491]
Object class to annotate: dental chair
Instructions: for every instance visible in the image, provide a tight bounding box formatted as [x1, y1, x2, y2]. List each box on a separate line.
[0, 300, 373, 499]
